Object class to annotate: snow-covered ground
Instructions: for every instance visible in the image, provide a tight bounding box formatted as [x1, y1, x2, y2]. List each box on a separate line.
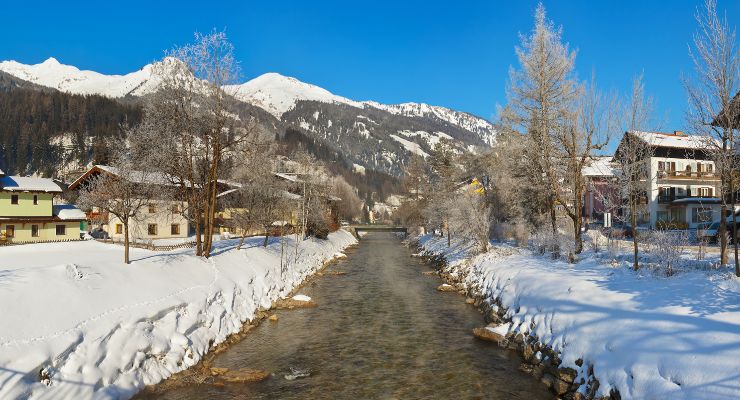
[0, 230, 356, 399]
[417, 234, 740, 400]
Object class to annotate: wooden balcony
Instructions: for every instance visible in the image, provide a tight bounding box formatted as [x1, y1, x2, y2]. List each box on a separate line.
[657, 170, 719, 181]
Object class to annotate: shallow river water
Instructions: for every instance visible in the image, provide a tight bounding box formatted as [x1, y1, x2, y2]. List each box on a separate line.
[141, 232, 550, 399]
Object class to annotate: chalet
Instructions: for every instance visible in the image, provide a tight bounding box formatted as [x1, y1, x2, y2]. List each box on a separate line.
[0, 169, 85, 243]
[614, 130, 722, 229]
[68, 165, 189, 241]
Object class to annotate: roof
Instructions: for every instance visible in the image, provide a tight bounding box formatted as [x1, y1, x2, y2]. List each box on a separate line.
[582, 156, 617, 178]
[274, 172, 300, 182]
[0, 175, 62, 193]
[629, 131, 717, 150]
[52, 204, 87, 221]
[69, 165, 181, 190]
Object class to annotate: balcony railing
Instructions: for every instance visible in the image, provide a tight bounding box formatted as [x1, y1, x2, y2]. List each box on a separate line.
[657, 170, 717, 179]
[657, 194, 719, 204]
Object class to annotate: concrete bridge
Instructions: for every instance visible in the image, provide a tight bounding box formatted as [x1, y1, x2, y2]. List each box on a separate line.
[346, 224, 408, 239]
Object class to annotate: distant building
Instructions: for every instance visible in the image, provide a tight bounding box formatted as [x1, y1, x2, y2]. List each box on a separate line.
[614, 130, 721, 229]
[582, 156, 618, 225]
[68, 165, 189, 241]
[0, 170, 84, 243]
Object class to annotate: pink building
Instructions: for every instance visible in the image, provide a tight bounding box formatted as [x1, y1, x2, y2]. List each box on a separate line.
[583, 156, 618, 225]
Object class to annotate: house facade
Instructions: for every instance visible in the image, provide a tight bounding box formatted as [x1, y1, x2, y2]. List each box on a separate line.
[69, 165, 189, 241]
[582, 156, 618, 225]
[616, 131, 722, 229]
[0, 170, 84, 243]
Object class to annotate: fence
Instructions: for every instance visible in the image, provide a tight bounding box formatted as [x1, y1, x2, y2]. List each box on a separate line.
[0, 238, 84, 247]
[95, 239, 197, 252]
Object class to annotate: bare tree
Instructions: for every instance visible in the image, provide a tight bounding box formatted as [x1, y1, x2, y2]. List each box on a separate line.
[143, 30, 254, 258]
[685, 0, 740, 275]
[553, 77, 615, 256]
[76, 145, 156, 264]
[426, 139, 460, 247]
[613, 76, 656, 270]
[331, 176, 363, 222]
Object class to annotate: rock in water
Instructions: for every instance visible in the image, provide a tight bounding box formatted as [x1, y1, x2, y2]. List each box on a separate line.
[437, 284, 457, 292]
[269, 314, 278, 321]
[284, 367, 311, 381]
[219, 369, 270, 384]
[472, 327, 507, 345]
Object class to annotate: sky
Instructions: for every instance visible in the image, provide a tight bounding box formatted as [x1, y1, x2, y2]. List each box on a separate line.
[2, 0, 739, 151]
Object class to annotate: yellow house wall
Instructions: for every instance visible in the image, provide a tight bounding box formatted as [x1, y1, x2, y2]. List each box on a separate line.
[0, 221, 81, 242]
[106, 200, 189, 240]
[0, 192, 54, 217]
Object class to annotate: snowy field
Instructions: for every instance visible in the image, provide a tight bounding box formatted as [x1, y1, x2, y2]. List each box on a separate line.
[417, 234, 740, 400]
[0, 230, 356, 399]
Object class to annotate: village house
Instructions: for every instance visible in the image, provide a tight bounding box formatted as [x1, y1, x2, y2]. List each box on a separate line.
[582, 156, 618, 225]
[0, 169, 85, 243]
[614, 130, 722, 230]
[68, 165, 189, 241]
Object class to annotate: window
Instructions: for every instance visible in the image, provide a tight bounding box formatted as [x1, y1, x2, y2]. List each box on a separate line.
[5, 225, 14, 238]
[33, 195, 38, 205]
[115, 224, 123, 234]
[692, 207, 713, 223]
[148, 204, 157, 214]
[658, 161, 665, 171]
[31, 225, 39, 237]
[148, 224, 158, 235]
[656, 211, 669, 222]
[10, 195, 18, 205]
[171, 224, 180, 235]
[699, 187, 713, 197]
[171, 204, 179, 214]
[708, 164, 714, 173]
[55, 225, 66, 236]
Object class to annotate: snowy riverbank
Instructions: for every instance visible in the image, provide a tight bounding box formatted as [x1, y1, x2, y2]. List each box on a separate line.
[0, 230, 356, 399]
[416, 234, 740, 400]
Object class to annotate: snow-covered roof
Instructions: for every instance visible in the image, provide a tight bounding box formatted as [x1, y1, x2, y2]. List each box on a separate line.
[0, 168, 4, 175]
[630, 131, 717, 150]
[70, 165, 182, 190]
[582, 156, 617, 178]
[275, 172, 300, 182]
[52, 204, 86, 220]
[0, 176, 62, 193]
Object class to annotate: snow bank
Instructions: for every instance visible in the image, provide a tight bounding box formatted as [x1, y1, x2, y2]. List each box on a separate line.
[0, 230, 356, 399]
[417, 235, 740, 400]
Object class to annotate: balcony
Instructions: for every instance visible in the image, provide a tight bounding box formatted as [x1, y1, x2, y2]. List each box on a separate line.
[657, 170, 718, 180]
[657, 195, 720, 204]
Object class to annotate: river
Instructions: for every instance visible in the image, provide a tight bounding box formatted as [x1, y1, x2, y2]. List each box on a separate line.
[138, 232, 550, 399]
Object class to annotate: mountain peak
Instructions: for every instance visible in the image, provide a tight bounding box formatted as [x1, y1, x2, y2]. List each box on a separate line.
[42, 57, 60, 65]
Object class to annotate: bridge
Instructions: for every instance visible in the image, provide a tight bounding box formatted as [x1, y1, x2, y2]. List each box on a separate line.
[346, 224, 408, 239]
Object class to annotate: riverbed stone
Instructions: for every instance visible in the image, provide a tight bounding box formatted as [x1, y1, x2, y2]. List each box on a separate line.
[553, 378, 571, 395]
[540, 373, 556, 389]
[218, 369, 270, 384]
[268, 314, 278, 321]
[274, 298, 317, 309]
[210, 367, 229, 376]
[465, 298, 476, 304]
[437, 284, 457, 292]
[558, 367, 579, 384]
[421, 271, 437, 276]
[472, 327, 507, 345]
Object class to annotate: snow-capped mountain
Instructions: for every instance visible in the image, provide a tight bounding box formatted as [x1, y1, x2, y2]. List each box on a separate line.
[0, 57, 165, 98]
[0, 57, 496, 176]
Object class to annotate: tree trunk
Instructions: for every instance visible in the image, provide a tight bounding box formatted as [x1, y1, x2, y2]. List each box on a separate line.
[194, 216, 202, 256]
[124, 221, 130, 264]
[263, 227, 269, 247]
[574, 215, 583, 255]
[631, 199, 639, 271]
[237, 234, 245, 250]
[720, 205, 728, 265]
[733, 183, 739, 277]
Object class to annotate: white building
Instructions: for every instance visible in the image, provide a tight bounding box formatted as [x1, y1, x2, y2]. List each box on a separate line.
[68, 165, 189, 241]
[615, 131, 722, 229]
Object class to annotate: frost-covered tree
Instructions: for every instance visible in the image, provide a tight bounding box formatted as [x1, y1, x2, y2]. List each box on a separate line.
[502, 3, 579, 238]
[684, 0, 740, 274]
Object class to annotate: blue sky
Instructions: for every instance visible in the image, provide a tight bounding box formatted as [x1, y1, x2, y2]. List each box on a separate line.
[2, 0, 739, 149]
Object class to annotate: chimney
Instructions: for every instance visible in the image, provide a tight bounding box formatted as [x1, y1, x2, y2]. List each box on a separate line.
[673, 130, 685, 136]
